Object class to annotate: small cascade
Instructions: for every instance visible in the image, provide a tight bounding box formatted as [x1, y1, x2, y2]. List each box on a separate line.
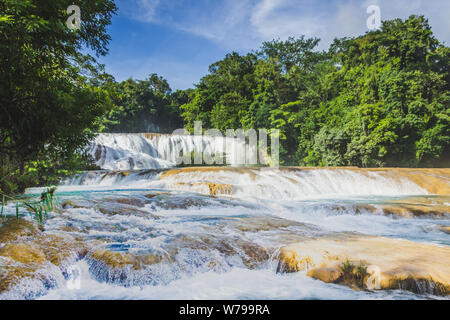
[57, 167, 443, 200]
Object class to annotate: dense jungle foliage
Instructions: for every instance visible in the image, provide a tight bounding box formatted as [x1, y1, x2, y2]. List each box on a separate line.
[0, 0, 448, 195]
[179, 16, 449, 168]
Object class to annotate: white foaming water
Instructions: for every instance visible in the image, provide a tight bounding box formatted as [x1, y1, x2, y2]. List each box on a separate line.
[89, 133, 256, 170]
[9, 173, 449, 300]
[10, 140, 450, 301]
[83, 133, 431, 199]
[38, 260, 426, 300]
[54, 167, 429, 200]
[158, 168, 429, 200]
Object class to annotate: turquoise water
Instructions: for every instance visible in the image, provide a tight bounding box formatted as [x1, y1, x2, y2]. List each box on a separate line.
[1, 168, 449, 300]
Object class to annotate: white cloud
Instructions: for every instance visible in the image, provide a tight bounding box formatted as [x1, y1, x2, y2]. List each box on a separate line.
[250, 0, 327, 41]
[173, 0, 255, 42]
[125, 0, 450, 49]
[124, 0, 161, 22]
[109, 0, 450, 89]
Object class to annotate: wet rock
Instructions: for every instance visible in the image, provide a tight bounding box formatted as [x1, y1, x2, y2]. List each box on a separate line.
[231, 216, 306, 233]
[144, 192, 172, 199]
[154, 197, 212, 210]
[37, 235, 87, 266]
[378, 204, 449, 218]
[240, 243, 270, 269]
[166, 182, 234, 196]
[96, 204, 158, 219]
[103, 171, 133, 178]
[86, 248, 167, 284]
[0, 242, 48, 295]
[89, 249, 144, 270]
[0, 243, 46, 264]
[383, 169, 450, 195]
[277, 236, 450, 296]
[327, 197, 450, 219]
[0, 218, 92, 295]
[172, 235, 271, 269]
[0, 218, 40, 243]
[0, 258, 40, 294]
[206, 183, 233, 196]
[373, 196, 450, 218]
[61, 200, 89, 210]
[160, 167, 257, 180]
[106, 197, 147, 208]
[307, 267, 343, 283]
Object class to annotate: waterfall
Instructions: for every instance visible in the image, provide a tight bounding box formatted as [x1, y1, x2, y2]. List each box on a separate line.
[56, 167, 449, 200]
[89, 133, 264, 171]
[16, 144, 450, 300]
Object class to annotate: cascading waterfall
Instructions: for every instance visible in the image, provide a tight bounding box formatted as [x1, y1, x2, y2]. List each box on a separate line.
[60, 167, 430, 200]
[1, 133, 449, 300]
[89, 133, 263, 170]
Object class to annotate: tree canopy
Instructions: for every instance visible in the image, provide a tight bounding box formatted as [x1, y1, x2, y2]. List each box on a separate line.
[180, 15, 449, 168]
[102, 74, 185, 133]
[0, 0, 117, 193]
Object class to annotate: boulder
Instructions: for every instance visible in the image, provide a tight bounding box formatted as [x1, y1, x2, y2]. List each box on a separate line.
[0, 218, 40, 243]
[277, 235, 450, 296]
[441, 226, 450, 235]
[0, 218, 91, 295]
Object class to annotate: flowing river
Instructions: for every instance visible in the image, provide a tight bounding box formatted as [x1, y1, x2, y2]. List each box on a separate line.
[0, 134, 449, 300]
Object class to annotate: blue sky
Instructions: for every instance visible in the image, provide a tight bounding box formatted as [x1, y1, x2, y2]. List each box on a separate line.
[98, 0, 450, 90]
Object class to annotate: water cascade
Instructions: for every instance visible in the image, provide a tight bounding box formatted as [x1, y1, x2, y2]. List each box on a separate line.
[89, 133, 270, 170]
[1, 134, 449, 300]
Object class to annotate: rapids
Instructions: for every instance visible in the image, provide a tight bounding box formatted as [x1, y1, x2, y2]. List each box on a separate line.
[0, 134, 449, 300]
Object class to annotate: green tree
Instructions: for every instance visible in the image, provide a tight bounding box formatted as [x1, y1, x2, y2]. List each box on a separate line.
[104, 74, 184, 133]
[0, 0, 117, 193]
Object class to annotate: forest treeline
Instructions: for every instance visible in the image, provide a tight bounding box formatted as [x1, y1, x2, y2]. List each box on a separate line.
[0, 0, 448, 194]
[178, 16, 449, 168]
[104, 15, 449, 168]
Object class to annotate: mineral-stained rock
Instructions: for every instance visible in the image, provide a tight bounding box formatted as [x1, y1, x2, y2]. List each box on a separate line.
[96, 204, 159, 219]
[159, 167, 257, 180]
[307, 267, 343, 283]
[0, 243, 46, 264]
[160, 167, 450, 190]
[0, 218, 92, 295]
[88, 249, 161, 270]
[154, 197, 212, 210]
[106, 197, 147, 208]
[325, 197, 450, 219]
[0, 218, 40, 243]
[376, 204, 448, 218]
[144, 192, 172, 199]
[240, 243, 270, 269]
[37, 235, 88, 266]
[164, 181, 234, 196]
[0, 258, 39, 294]
[373, 196, 450, 218]
[0, 242, 48, 295]
[206, 183, 233, 196]
[86, 248, 167, 284]
[277, 236, 450, 296]
[61, 200, 87, 209]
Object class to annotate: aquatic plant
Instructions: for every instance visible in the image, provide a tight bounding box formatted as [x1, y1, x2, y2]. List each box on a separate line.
[0, 187, 57, 225]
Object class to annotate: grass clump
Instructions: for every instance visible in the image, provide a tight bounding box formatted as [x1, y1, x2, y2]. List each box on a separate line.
[339, 259, 369, 288]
